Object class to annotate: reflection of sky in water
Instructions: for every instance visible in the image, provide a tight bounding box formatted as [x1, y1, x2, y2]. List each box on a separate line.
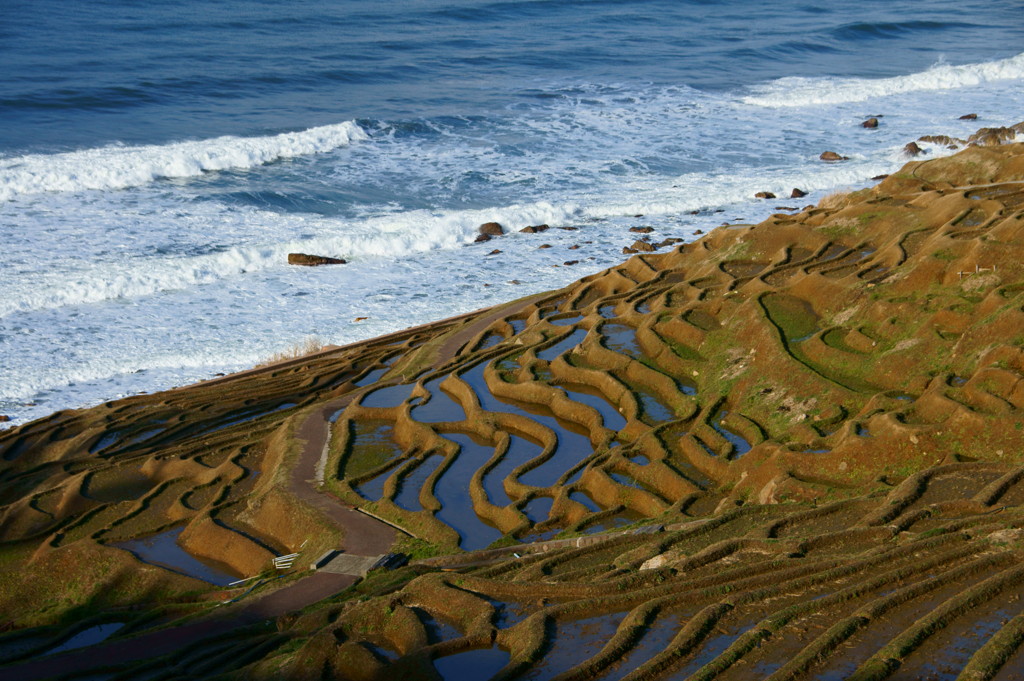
[537, 329, 587, 361]
[524, 613, 627, 680]
[434, 647, 510, 681]
[710, 410, 751, 457]
[411, 376, 467, 422]
[561, 385, 626, 431]
[45, 623, 126, 656]
[394, 454, 444, 511]
[435, 433, 505, 550]
[483, 435, 540, 506]
[522, 496, 553, 524]
[361, 383, 414, 408]
[462, 362, 595, 488]
[570, 490, 600, 512]
[601, 612, 685, 681]
[114, 526, 238, 585]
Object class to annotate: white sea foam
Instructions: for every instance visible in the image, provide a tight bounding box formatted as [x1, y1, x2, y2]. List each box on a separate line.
[0, 200, 582, 317]
[0, 121, 368, 201]
[743, 52, 1024, 108]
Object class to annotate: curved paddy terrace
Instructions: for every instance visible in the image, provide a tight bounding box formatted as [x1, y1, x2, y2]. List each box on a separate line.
[6, 136, 1024, 678]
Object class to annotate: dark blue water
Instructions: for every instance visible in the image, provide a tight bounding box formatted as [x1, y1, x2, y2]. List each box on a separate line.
[2, 0, 1023, 427]
[2, 0, 1021, 153]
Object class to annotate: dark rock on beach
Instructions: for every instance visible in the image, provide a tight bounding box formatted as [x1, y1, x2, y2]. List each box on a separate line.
[862, 117, 879, 129]
[754, 191, 776, 199]
[520, 224, 549, 234]
[959, 113, 978, 120]
[790, 188, 807, 198]
[0, 415, 9, 423]
[629, 226, 654, 233]
[475, 234, 492, 243]
[631, 240, 656, 253]
[968, 126, 1022, 146]
[288, 253, 346, 266]
[919, 134, 965, 148]
[903, 141, 925, 156]
[478, 222, 504, 236]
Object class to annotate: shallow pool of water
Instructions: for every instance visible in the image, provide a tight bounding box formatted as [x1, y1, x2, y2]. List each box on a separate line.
[525, 613, 628, 680]
[710, 410, 752, 458]
[434, 646, 510, 681]
[570, 491, 601, 512]
[393, 454, 445, 511]
[636, 389, 674, 424]
[601, 323, 642, 359]
[114, 526, 238, 585]
[600, 612, 685, 680]
[361, 383, 415, 408]
[482, 435, 541, 506]
[434, 433, 505, 550]
[522, 496, 554, 524]
[462, 363, 596, 489]
[411, 376, 467, 423]
[45, 622, 125, 656]
[561, 385, 626, 431]
[549, 313, 585, 327]
[537, 329, 588, 361]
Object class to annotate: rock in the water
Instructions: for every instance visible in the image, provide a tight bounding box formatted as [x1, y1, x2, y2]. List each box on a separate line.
[520, 224, 549, 234]
[288, 253, 346, 266]
[693, 229, 704, 235]
[819, 151, 848, 162]
[568, 244, 580, 250]
[538, 244, 552, 249]
[919, 134, 965, 148]
[790, 188, 807, 198]
[903, 141, 925, 156]
[478, 222, 504, 236]
[563, 260, 579, 266]
[862, 117, 879, 128]
[871, 174, 889, 181]
[0, 415, 9, 423]
[754, 191, 776, 199]
[559, 226, 580, 231]
[968, 126, 1020, 146]
[622, 246, 638, 254]
[631, 240, 656, 252]
[488, 249, 502, 255]
[475, 233, 492, 243]
[959, 113, 978, 120]
[656, 238, 684, 248]
[629, 226, 654, 233]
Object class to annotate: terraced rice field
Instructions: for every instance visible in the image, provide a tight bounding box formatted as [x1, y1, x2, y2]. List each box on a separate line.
[3, 139, 1024, 679]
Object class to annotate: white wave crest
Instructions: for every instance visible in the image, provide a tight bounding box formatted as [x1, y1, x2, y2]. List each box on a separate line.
[0, 200, 582, 318]
[0, 121, 368, 201]
[743, 52, 1024, 108]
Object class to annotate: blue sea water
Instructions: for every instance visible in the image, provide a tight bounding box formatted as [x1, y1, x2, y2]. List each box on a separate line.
[1, 0, 1023, 426]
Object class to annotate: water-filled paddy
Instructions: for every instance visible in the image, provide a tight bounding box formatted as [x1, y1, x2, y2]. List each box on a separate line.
[393, 454, 445, 511]
[113, 526, 238, 585]
[434, 433, 505, 550]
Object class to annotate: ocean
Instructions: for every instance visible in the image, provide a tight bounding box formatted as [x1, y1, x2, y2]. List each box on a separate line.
[2, 0, 1023, 427]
